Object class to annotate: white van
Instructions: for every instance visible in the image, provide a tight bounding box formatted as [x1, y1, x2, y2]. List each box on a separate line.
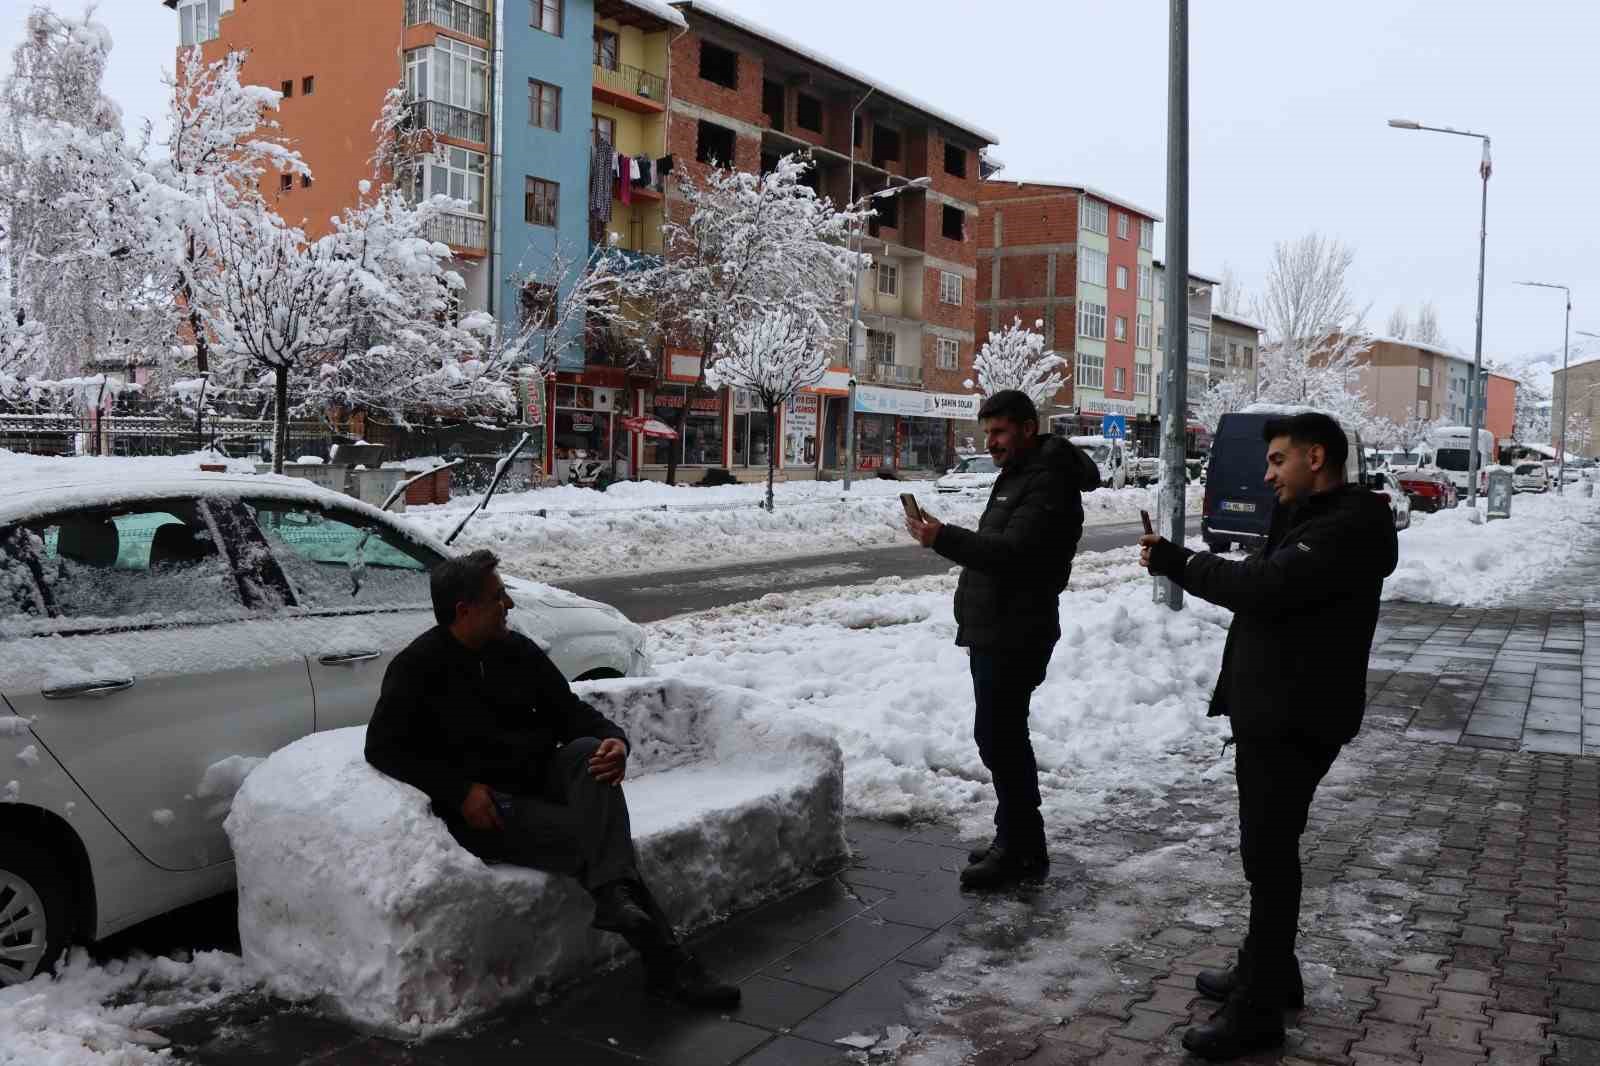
[1424, 426, 1496, 495]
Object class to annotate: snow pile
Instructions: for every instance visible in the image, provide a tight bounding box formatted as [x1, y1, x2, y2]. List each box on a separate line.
[647, 547, 1233, 838]
[0, 949, 254, 1066]
[403, 480, 1203, 581]
[0, 448, 258, 495]
[1383, 491, 1600, 606]
[223, 679, 844, 1037]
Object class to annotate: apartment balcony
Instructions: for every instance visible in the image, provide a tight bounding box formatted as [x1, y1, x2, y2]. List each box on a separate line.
[863, 362, 923, 387]
[404, 98, 487, 145]
[592, 62, 666, 113]
[425, 213, 487, 256]
[404, 0, 490, 41]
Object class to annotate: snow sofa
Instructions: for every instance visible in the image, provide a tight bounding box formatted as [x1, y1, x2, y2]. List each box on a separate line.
[224, 678, 846, 1037]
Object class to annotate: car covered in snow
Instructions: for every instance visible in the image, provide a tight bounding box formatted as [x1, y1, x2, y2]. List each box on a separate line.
[0, 471, 647, 984]
[1395, 468, 1459, 513]
[1513, 462, 1550, 493]
[1367, 470, 1413, 530]
[934, 453, 1000, 493]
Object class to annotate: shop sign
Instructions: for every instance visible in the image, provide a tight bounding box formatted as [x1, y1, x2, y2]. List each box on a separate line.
[665, 348, 704, 383]
[654, 390, 721, 413]
[926, 392, 979, 420]
[518, 368, 545, 427]
[853, 385, 980, 421]
[1081, 397, 1140, 417]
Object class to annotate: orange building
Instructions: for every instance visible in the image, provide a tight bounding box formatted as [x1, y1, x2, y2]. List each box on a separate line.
[1484, 372, 1517, 443]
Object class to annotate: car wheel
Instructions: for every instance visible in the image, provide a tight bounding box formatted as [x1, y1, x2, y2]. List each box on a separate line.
[0, 836, 72, 987]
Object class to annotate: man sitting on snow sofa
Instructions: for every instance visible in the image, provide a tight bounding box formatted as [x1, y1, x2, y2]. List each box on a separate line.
[364, 548, 739, 1008]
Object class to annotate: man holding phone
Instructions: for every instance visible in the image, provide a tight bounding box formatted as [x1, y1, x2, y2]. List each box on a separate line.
[904, 389, 1101, 890]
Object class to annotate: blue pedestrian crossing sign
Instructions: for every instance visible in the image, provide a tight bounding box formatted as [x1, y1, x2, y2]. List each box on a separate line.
[1101, 414, 1127, 440]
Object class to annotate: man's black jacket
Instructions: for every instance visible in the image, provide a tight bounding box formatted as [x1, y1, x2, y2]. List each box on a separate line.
[932, 435, 1100, 649]
[1150, 483, 1398, 747]
[365, 625, 627, 824]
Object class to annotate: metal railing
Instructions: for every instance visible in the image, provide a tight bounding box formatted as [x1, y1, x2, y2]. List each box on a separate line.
[404, 0, 490, 40]
[425, 213, 488, 251]
[404, 98, 487, 144]
[863, 362, 923, 386]
[592, 62, 666, 103]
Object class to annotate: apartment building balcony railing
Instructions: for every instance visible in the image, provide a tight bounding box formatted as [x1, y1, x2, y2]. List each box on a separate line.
[425, 212, 487, 253]
[863, 362, 923, 387]
[403, 98, 487, 144]
[405, 0, 490, 41]
[592, 62, 666, 112]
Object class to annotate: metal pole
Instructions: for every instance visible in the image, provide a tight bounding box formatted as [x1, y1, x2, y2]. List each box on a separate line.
[1559, 292, 1571, 493]
[1156, 0, 1188, 611]
[842, 88, 874, 492]
[1467, 161, 1489, 507]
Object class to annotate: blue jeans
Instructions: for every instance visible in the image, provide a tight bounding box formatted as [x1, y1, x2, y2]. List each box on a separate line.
[969, 645, 1053, 860]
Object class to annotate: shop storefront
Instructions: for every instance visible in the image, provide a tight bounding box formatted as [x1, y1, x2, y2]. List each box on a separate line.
[833, 386, 980, 474]
[646, 386, 724, 468]
[551, 383, 623, 481]
[731, 390, 774, 469]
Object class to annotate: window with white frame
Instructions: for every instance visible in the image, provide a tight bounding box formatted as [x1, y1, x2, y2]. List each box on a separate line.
[1077, 299, 1106, 340]
[1114, 316, 1127, 342]
[1136, 362, 1151, 395]
[1077, 350, 1104, 389]
[178, 0, 229, 46]
[867, 329, 895, 364]
[1187, 326, 1209, 366]
[1115, 265, 1128, 290]
[1139, 218, 1154, 250]
[877, 263, 898, 297]
[1417, 399, 1428, 417]
[1080, 196, 1108, 235]
[937, 337, 959, 370]
[1117, 213, 1129, 240]
[939, 271, 962, 305]
[1078, 247, 1107, 286]
[1157, 325, 1166, 350]
[1138, 263, 1153, 300]
[1114, 367, 1126, 392]
[408, 145, 487, 215]
[405, 37, 489, 113]
[1419, 366, 1431, 387]
[1137, 313, 1152, 349]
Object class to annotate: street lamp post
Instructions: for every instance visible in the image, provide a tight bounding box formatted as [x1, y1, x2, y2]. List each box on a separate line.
[1516, 282, 1572, 492]
[1388, 118, 1492, 507]
[842, 175, 931, 490]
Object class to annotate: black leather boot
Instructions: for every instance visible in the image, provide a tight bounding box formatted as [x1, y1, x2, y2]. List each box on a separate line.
[1195, 958, 1304, 1007]
[959, 847, 1048, 890]
[1181, 991, 1286, 1061]
[967, 835, 1003, 864]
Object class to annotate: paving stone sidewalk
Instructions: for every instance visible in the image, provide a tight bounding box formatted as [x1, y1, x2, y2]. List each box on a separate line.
[155, 604, 1600, 1065]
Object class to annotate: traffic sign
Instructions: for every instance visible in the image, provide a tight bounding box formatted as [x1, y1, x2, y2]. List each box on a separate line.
[1101, 414, 1127, 440]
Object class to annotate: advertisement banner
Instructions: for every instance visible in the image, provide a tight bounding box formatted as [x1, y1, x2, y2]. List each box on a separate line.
[518, 369, 545, 427]
[853, 385, 979, 421]
[784, 393, 819, 466]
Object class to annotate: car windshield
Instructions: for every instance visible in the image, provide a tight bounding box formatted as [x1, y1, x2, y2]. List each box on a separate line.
[1436, 448, 1470, 472]
[1090, 446, 1110, 462]
[956, 456, 997, 474]
[1389, 452, 1421, 465]
[1515, 463, 1543, 475]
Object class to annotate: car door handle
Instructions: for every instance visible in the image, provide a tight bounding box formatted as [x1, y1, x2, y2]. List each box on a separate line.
[318, 651, 382, 665]
[41, 678, 136, 700]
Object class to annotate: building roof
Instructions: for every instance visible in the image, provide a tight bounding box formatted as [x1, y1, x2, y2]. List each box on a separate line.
[1371, 335, 1469, 360]
[671, 0, 998, 145]
[1152, 259, 1222, 286]
[604, 0, 689, 28]
[987, 179, 1161, 223]
[1211, 309, 1263, 331]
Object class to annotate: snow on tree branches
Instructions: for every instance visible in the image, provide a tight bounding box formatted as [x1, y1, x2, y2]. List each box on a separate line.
[1194, 376, 1256, 433]
[965, 317, 1065, 410]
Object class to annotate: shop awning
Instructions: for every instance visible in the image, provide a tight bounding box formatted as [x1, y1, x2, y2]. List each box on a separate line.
[621, 415, 680, 440]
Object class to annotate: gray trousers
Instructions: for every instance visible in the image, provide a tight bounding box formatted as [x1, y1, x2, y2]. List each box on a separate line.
[456, 736, 641, 891]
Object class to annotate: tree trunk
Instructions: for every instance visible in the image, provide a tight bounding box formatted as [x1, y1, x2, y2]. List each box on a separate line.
[765, 401, 777, 512]
[272, 366, 289, 474]
[666, 399, 686, 486]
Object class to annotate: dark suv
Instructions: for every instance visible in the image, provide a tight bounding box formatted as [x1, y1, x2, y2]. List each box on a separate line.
[1202, 410, 1366, 553]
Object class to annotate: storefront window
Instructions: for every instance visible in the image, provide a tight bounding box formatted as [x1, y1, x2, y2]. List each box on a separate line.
[900, 418, 949, 470]
[733, 410, 773, 468]
[784, 394, 819, 467]
[649, 387, 724, 466]
[855, 414, 895, 470]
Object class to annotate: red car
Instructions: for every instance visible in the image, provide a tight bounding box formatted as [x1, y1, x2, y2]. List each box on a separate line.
[1395, 469, 1458, 512]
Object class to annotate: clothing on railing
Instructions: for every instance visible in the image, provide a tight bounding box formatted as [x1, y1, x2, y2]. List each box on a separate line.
[590, 139, 614, 221]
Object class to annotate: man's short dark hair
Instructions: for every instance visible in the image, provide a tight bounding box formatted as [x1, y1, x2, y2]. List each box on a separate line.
[430, 548, 501, 626]
[978, 389, 1039, 427]
[1262, 411, 1348, 473]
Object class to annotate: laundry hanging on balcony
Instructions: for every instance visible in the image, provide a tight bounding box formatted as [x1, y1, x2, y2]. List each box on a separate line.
[590, 138, 615, 222]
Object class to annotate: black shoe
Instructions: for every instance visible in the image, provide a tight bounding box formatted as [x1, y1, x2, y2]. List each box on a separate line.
[959, 847, 1048, 890]
[647, 952, 741, 1009]
[1181, 994, 1285, 1061]
[967, 836, 1003, 864]
[1195, 961, 1304, 1008]
[591, 881, 655, 940]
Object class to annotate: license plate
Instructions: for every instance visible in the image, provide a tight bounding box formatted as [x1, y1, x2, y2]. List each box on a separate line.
[1220, 500, 1257, 513]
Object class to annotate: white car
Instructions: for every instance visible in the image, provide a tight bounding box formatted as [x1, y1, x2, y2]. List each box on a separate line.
[0, 472, 647, 984]
[1369, 470, 1413, 531]
[935, 454, 1000, 493]
[1513, 462, 1550, 493]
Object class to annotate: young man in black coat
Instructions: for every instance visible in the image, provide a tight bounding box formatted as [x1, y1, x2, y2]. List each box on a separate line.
[365, 549, 737, 1008]
[1140, 412, 1398, 1060]
[905, 389, 1100, 890]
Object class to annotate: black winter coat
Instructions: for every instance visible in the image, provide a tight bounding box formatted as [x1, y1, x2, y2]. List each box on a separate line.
[1156, 483, 1398, 747]
[933, 435, 1100, 649]
[365, 626, 628, 826]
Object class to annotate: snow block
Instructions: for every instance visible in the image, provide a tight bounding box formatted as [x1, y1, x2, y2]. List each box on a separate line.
[224, 679, 846, 1037]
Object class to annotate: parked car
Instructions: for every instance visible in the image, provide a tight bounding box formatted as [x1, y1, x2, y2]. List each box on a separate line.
[1513, 462, 1550, 493]
[1395, 468, 1459, 512]
[1368, 470, 1413, 530]
[0, 472, 648, 984]
[934, 454, 1000, 494]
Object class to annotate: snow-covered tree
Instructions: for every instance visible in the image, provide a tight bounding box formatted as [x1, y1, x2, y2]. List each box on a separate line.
[1194, 375, 1256, 432]
[1413, 301, 1443, 346]
[964, 317, 1065, 410]
[1386, 306, 1410, 340]
[1564, 410, 1593, 459]
[1215, 263, 1246, 316]
[1489, 360, 1552, 442]
[500, 240, 633, 376]
[631, 152, 865, 483]
[1254, 233, 1374, 430]
[707, 309, 830, 511]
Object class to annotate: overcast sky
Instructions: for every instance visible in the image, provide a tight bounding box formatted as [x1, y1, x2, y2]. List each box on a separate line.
[7, 0, 1599, 371]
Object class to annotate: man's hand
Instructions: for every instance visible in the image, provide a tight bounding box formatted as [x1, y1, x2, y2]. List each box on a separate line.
[588, 737, 628, 786]
[1139, 533, 1165, 572]
[461, 782, 503, 832]
[904, 511, 942, 548]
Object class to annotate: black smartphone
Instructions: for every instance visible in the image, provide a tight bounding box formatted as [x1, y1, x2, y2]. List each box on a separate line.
[900, 493, 923, 522]
[1140, 510, 1154, 536]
